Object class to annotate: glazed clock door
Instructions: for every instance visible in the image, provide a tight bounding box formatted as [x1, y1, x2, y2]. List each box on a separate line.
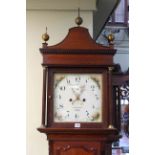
[46, 68, 108, 128]
[53, 73, 102, 123]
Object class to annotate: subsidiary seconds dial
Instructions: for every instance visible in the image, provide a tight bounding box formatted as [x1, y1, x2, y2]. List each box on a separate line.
[53, 73, 103, 123]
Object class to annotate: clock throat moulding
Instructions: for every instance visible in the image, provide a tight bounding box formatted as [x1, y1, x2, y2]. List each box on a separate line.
[37, 21, 120, 155]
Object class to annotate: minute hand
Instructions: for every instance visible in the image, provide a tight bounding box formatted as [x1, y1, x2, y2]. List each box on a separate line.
[72, 85, 85, 96]
[71, 86, 85, 104]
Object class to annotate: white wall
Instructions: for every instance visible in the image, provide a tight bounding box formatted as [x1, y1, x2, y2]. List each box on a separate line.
[114, 52, 129, 72]
[26, 10, 93, 155]
[27, 0, 96, 11]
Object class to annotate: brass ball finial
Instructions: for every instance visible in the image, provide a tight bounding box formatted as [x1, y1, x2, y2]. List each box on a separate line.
[75, 16, 83, 26]
[107, 33, 115, 44]
[42, 27, 49, 43]
[108, 124, 115, 129]
[75, 8, 83, 26]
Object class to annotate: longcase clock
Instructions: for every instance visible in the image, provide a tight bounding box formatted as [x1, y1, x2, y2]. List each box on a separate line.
[37, 20, 119, 155]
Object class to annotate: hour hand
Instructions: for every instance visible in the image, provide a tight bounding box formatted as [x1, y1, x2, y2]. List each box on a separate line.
[72, 87, 78, 96]
[71, 87, 81, 99]
[72, 85, 85, 96]
[80, 85, 85, 94]
[71, 94, 80, 104]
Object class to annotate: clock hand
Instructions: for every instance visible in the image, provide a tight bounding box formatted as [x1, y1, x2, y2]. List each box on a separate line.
[71, 86, 85, 105]
[72, 88, 81, 99]
[72, 88, 79, 96]
[72, 94, 80, 104]
[80, 85, 85, 94]
[71, 92, 83, 105]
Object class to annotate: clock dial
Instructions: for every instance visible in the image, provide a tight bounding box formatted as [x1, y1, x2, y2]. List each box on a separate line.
[53, 73, 103, 123]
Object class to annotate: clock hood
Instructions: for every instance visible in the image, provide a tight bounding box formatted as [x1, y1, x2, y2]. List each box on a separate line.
[40, 26, 116, 54]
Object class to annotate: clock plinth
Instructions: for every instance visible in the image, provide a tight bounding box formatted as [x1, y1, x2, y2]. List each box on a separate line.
[38, 26, 119, 155]
[38, 128, 120, 155]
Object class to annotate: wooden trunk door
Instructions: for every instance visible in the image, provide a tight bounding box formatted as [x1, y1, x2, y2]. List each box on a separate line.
[52, 141, 101, 155]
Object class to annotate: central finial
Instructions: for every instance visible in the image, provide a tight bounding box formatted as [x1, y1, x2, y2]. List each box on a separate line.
[75, 8, 83, 26]
[42, 27, 49, 43]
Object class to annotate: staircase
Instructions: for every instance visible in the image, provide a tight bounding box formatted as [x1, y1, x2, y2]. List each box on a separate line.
[93, 0, 120, 39]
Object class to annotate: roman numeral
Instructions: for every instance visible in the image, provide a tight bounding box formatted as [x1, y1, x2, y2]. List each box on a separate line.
[66, 79, 70, 84]
[75, 114, 78, 118]
[59, 104, 64, 108]
[91, 85, 95, 91]
[86, 110, 89, 116]
[58, 95, 61, 99]
[75, 77, 81, 82]
[60, 86, 65, 91]
[66, 111, 70, 117]
[95, 94, 99, 100]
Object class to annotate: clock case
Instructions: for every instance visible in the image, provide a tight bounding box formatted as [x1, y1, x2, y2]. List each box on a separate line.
[38, 27, 120, 155]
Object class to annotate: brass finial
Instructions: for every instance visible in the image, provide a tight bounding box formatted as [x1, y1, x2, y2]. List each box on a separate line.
[108, 124, 115, 129]
[75, 8, 83, 26]
[107, 33, 115, 44]
[42, 27, 49, 43]
[108, 66, 114, 72]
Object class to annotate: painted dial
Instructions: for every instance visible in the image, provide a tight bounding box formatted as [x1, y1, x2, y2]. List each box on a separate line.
[53, 73, 103, 122]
